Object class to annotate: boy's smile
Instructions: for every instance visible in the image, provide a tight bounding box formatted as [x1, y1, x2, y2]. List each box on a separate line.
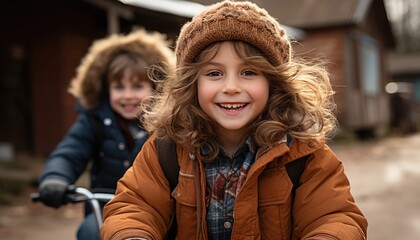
[197, 41, 269, 140]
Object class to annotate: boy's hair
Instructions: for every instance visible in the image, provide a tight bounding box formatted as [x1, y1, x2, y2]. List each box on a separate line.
[142, 0, 337, 161]
[69, 28, 174, 109]
[107, 52, 151, 86]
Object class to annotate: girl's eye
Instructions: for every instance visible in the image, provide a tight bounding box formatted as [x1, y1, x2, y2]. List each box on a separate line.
[206, 70, 222, 77]
[242, 70, 257, 76]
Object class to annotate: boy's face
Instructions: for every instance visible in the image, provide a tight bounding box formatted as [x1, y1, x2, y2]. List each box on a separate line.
[109, 70, 153, 120]
[197, 41, 269, 139]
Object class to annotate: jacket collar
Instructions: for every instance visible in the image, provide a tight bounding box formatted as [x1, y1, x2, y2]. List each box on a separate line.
[281, 138, 323, 164]
[255, 137, 324, 165]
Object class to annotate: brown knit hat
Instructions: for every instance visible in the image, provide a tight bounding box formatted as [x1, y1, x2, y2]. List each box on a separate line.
[175, 0, 291, 68]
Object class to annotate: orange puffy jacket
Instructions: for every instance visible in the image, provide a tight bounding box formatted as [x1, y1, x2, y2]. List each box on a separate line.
[101, 133, 367, 240]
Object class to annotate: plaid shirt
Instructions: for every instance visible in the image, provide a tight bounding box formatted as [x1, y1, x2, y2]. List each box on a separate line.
[203, 139, 256, 240]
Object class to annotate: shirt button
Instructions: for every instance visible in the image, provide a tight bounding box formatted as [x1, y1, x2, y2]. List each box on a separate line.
[118, 142, 125, 150]
[123, 160, 130, 168]
[103, 118, 112, 126]
[223, 221, 232, 229]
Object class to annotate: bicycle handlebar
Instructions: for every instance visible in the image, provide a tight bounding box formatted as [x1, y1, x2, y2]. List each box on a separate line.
[31, 186, 114, 203]
[31, 185, 115, 228]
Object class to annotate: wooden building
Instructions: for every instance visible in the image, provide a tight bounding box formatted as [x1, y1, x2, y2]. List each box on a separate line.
[0, 0, 395, 157]
[275, 0, 395, 138]
[387, 53, 420, 133]
[0, 0, 192, 156]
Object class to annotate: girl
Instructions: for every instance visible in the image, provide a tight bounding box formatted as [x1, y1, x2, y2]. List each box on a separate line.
[101, 1, 368, 239]
[37, 29, 174, 240]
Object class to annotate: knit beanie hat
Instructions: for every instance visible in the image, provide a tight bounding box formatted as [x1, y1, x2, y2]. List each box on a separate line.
[175, 0, 291, 68]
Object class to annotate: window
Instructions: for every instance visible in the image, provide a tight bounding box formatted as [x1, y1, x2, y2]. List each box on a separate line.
[359, 35, 380, 96]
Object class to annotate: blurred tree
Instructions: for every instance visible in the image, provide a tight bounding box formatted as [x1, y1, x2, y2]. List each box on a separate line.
[385, 0, 420, 53]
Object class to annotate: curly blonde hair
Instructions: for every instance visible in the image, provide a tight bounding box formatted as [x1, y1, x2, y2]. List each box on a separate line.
[142, 41, 337, 161]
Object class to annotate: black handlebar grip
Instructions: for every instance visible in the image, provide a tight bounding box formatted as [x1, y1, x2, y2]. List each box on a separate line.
[31, 192, 41, 202]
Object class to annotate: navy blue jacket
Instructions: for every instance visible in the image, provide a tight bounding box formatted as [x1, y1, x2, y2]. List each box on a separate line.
[39, 100, 148, 191]
[40, 29, 173, 193]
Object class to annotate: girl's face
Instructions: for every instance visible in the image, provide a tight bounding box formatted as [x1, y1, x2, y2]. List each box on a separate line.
[197, 41, 269, 139]
[109, 70, 153, 120]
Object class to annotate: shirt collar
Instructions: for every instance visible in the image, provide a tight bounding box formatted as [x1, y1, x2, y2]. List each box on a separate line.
[201, 137, 256, 157]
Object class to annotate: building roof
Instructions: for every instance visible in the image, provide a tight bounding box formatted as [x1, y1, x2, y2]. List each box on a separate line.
[114, 0, 306, 39]
[193, 0, 373, 28]
[195, 0, 394, 47]
[118, 0, 205, 18]
[253, 0, 372, 29]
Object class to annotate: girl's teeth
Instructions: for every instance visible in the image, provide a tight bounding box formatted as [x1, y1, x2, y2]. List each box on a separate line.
[220, 103, 245, 109]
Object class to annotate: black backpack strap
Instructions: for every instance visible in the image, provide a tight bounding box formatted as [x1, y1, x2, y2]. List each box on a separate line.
[156, 139, 179, 240]
[286, 155, 308, 196]
[285, 134, 308, 196]
[285, 135, 310, 239]
[156, 139, 179, 191]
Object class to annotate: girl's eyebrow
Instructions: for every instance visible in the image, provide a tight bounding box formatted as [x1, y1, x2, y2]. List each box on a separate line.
[204, 60, 248, 67]
[203, 61, 222, 67]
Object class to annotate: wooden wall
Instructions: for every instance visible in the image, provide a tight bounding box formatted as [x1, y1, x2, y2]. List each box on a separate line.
[1, 0, 107, 155]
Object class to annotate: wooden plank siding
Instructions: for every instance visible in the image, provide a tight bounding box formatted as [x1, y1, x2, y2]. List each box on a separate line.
[1, 0, 108, 154]
[350, 3, 391, 134]
[293, 23, 391, 136]
[292, 30, 349, 125]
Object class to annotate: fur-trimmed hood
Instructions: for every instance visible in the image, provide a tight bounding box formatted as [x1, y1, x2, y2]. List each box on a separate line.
[68, 28, 175, 109]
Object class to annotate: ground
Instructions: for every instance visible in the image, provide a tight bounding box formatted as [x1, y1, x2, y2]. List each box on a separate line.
[333, 133, 420, 239]
[0, 154, 87, 240]
[1, 133, 420, 239]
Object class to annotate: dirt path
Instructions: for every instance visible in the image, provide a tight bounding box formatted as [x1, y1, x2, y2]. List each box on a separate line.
[331, 133, 420, 240]
[0, 187, 83, 240]
[0, 154, 87, 240]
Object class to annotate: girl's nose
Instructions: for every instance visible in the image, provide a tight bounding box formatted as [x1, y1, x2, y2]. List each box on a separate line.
[222, 75, 241, 94]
